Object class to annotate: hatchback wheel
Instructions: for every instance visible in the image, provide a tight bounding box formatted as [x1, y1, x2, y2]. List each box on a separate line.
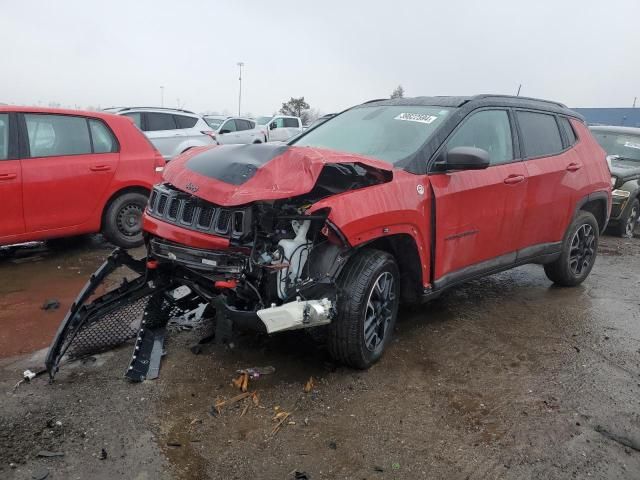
[328, 249, 399, 369]
[544, 211, 599, 286]
[616, 198, 639, 238]
[102, 192, 147, 249]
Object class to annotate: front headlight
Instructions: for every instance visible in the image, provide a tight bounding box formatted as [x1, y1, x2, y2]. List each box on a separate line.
[611, 176, 617, 188]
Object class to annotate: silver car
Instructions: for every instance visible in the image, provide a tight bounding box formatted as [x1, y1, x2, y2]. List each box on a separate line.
[203, 116, 266, 144]
[105, 107, 216, 160]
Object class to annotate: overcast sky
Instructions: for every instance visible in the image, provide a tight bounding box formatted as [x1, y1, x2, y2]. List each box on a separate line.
[1, 0, 639, 115]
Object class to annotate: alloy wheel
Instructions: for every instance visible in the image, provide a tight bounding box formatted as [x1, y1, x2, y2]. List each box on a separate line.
[625, 205, 638, 237]
[363, 272, 396, 351]
[568, 224, 596, 276]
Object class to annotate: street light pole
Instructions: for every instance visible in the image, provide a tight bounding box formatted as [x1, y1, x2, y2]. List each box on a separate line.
[160, 86, 164, 107]
[237, 62, 244, 116]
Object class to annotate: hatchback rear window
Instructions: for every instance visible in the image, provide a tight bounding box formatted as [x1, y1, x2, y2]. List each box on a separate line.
[145, 113, 177, 131]
[25, 114, 92, 157]
[292, 105, 451, 164]
[516, 111, 563, 158]
[174, 115, 198, 129]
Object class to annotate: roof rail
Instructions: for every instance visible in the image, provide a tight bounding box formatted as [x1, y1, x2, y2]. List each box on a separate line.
[472, 94, 567, 108]
[108, 106, 197, 115]
[362, 98, 388, 104]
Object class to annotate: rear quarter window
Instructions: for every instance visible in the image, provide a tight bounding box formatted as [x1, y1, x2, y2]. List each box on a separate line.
[0, 114, 8, 160]
[174, 115, 198, 129]
[516, 111, 564, 158]
[558, 117, 577, 146]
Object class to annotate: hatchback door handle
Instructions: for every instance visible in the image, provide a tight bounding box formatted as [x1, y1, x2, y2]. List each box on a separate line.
[90, 165, 111, 172]
[0, 172, 17, 181]
[504, 174, 525, 185]
[567, 162, 582, 172]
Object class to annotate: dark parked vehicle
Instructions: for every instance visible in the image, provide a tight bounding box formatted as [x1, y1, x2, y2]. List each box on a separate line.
[591, 126, 640, 237]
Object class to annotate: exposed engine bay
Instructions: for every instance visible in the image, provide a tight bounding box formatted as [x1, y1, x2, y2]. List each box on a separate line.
[45, 157, 393, 381]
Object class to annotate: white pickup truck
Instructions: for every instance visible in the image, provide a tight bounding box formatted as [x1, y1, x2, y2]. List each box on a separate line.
[254, 115, 303, 142]
[203, 116, 267, 145]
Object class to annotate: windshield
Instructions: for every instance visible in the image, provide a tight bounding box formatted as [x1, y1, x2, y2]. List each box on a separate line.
[593, 131, 640, 161]
[256, 116, 272, 125]
[204, 118, 223, 129]
[291, 105, 451, 164]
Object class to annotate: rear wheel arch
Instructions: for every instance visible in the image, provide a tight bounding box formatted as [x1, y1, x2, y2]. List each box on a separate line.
[576, 192, 609, 233]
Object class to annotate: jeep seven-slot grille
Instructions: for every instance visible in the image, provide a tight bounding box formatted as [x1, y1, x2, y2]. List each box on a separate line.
[147, 184, 248, 238]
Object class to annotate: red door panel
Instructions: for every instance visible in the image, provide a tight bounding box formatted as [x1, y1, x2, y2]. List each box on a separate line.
[21, 153, 118, 232]
[518, 149, 586, 249]
[430, 162, 527, 280]
[0, 159, 25, 237]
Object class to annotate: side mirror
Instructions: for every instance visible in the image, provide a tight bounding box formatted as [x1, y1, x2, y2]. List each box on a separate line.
[446, 146, 490, 170]
[269, 122, 277, 130]
[219, 129, 230, 134]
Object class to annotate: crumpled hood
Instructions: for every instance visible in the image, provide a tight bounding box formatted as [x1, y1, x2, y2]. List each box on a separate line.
[163, 144, 394, 206]
[609, 157, 640, 181]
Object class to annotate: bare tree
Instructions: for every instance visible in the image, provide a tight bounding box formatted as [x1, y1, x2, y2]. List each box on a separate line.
[390, 85, 404, 99]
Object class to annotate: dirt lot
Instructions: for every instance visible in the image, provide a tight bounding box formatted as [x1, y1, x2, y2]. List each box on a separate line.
[1, 234, 640, 479]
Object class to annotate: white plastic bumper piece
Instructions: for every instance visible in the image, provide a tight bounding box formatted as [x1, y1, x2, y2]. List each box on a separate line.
[257, 298, 333, 334]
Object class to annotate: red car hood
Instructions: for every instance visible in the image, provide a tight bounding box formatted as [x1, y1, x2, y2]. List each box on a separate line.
[163, 144, 394, 206]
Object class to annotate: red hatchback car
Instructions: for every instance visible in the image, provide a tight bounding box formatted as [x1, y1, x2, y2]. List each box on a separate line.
[47, 95, 613, 379]
[0, 107, 164, 248]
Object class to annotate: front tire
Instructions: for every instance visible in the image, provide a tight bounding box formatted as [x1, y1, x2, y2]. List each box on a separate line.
[102, 192, 147, 249]
[614, 198, 639, 238]
[544, 211, 599, 286]
[328, 249, 400, 369]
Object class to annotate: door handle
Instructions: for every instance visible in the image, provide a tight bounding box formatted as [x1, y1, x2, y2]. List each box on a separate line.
[566, 162, 582, 172]
[90, 165, 111, 172]
[504, 174, 525, 185]
[0, 172, 17, 181]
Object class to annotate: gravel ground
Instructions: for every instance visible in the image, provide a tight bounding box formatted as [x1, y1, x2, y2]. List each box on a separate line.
[1, 234, 640, 479]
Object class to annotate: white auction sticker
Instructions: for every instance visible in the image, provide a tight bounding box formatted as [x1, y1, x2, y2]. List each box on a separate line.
[394, 112, 438, 124]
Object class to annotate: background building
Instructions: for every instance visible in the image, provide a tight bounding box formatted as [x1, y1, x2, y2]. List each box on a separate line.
[573, 108, 640, 127]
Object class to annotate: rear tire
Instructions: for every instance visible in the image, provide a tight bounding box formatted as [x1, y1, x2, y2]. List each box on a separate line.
[102, 192, 147, 249]
[544, 211, 599, 286]
[328, 249, 400, 369]
[614, 198, 639, 238]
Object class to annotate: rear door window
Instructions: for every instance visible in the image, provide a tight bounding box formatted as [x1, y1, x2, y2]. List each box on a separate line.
[446, 109, 514, 165]
[89, 119, 118, 153]
[25, 114, 92, 157]
[221, 119, 237, 132]
[145, 112, 177, 131]
[516, 111, 564, 158]
[283, 118, 299, 128]
[174, 115, 198, 129]
[0, 114, 8, 160]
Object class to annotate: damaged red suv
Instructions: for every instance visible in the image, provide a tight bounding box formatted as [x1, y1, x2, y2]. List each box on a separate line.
[47, 95, 611, 379]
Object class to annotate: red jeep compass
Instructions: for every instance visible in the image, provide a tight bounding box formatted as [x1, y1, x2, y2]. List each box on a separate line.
[47, 95, 611, 379]
[0, 106, 164, 248]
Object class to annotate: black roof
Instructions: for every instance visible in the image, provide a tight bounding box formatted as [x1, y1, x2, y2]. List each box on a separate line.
[362, 94, 580, 119]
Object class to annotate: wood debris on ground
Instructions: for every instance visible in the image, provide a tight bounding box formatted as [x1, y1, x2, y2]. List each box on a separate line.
[303, 376, 315, 393]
